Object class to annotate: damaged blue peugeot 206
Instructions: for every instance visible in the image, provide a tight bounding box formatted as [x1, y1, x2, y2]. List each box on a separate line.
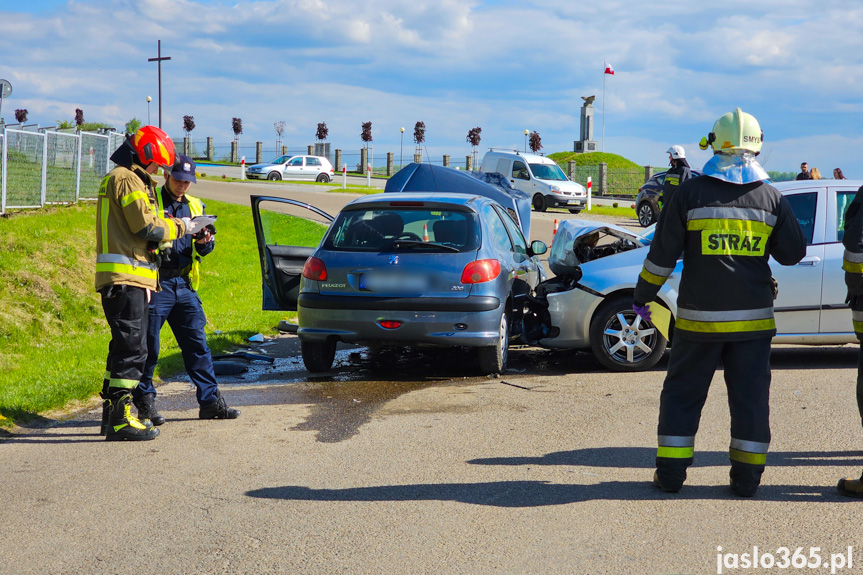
[251, 163, 548, 375]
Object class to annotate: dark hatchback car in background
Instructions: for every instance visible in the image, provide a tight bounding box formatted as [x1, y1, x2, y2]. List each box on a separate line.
[251, 165, 548, 376]
[634, 169, 703, 226]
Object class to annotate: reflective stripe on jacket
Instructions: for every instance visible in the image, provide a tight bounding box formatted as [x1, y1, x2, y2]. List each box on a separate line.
[634, 175, 807, 341]
[155, 190, 207, 291]
[95, 165, 185, 291]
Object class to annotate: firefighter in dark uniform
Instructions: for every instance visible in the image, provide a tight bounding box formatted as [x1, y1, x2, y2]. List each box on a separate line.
[659, 145, 692, 209]
[96, 126, 187, 441]
[133, 155, 240, 424]
[633, 109, 807, 496]
[836, 185, 863, 497]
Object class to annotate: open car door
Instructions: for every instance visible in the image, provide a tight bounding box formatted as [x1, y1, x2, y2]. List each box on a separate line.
[251, 196, 333, 311]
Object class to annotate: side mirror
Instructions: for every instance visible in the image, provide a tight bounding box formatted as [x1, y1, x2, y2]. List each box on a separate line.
[529, 240, 548, 256]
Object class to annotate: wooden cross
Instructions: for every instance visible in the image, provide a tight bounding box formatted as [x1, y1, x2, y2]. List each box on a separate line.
[147, 40, 172, 129]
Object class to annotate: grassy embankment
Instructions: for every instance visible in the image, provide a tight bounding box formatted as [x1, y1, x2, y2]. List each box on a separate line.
[0, 199, 324, 427]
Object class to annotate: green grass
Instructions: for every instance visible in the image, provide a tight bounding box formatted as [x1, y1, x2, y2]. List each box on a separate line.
[546, 203, 636, 219]
[0, 199, 323, 426]
[547, 151, 642, 169]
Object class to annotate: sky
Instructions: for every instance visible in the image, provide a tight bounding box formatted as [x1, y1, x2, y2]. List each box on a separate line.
[1, 0, 863, 174]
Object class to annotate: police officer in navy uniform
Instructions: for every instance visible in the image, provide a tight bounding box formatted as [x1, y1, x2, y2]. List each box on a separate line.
[633, 109, 806, 497]
[133, 155, 240, 424]
[659, 145, 692, 209]
[836, 184, 863, 497]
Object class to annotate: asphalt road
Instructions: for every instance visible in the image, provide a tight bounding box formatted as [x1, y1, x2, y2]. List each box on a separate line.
[187, 176, 638, 250]
[8, 179, 858, 574]
[2, 340, 861, 574]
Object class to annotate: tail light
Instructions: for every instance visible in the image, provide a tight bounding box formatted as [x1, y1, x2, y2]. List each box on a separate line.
[379, 320, 402, 329]
[461, 259, 501, 284]
[302, 257, 327, 281]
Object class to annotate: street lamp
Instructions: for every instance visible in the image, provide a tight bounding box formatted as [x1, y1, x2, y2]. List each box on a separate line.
[400, 126, 405, 169]
[524, 129, 529, 152]
[146, 96, 152, 126]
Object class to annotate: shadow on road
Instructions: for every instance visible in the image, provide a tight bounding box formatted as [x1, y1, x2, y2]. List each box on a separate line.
[467, 447, 863, 469]
[246, 480, 850, 507]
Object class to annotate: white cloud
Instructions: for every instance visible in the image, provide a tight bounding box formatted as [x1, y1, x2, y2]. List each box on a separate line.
[2, 0, 863, 176]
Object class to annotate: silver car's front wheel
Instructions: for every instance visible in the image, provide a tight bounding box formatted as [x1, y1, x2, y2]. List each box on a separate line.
[589, 294, 667, 372]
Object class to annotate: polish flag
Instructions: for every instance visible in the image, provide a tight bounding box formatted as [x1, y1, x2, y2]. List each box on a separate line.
[604, 61, 615, 75]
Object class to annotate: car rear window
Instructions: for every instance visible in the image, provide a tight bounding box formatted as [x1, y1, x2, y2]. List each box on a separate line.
[324, 208, 480, 252]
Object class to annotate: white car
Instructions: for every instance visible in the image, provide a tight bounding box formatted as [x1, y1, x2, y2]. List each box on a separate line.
[523, 179, 861, 371]
[245, 154, 335, 182]
[480, 149, 587, 213]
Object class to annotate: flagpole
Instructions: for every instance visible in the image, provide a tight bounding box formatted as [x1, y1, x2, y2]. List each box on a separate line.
[602, 63, 606, 153]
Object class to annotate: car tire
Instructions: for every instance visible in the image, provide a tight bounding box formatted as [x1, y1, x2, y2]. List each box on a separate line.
[588, 294, 667, 372]
[637, 202, 657, 227]
[477, 310, 509, 375]
[316, 173, 330, 183]
[301, 340, 337, 372]
[532, 194, 547, 212]
[267, 171, 282, 181]
[568, 208, 582, 214]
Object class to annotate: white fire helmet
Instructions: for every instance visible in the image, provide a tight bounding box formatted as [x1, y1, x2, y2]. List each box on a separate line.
[666, 145, 686, 160]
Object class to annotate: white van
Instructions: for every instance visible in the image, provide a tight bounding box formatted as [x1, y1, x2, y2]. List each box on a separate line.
[480, 149, 587, 213]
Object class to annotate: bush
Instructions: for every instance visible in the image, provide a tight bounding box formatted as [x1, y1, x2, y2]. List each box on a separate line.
[613, 202, 619, 208]
[200, 172, 206, 178]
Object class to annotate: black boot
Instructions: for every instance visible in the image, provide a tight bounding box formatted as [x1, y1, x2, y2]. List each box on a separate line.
[199, 390, 240, 420]
[134, 393, 165, 426]
[105, 390, 159, 441]
[99, 378, 110, 436]
[730, 462, 764, 497]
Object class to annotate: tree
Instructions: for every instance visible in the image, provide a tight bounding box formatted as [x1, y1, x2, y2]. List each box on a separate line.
[529, 130, 542, 153]
[274, 121, 286, 151]
[74, 108, 84, 129]
[14, 109, 27, 124]
[316, 122, 328, 142]
[183, 115, 196, 138]
[466, 126, 482, 170]
[125, 117, 142, 134]
[360, 121, 372, 146]
[413, 121, 426, 145]
[232, 117, 243, 138]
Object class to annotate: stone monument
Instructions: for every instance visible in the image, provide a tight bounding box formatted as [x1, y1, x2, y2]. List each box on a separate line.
[574, 95, 598, 153]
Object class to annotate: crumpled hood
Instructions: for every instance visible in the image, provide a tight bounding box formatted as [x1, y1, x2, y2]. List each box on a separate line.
[548, 219, 648, 277]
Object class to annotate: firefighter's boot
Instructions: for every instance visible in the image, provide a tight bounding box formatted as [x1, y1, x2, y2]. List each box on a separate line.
[134, 393, 165, 426]
[837, 470, 863, 498]
[99, 378, 110, 436]
[105, 390, 159, 441]
[729, 462, 764, 497]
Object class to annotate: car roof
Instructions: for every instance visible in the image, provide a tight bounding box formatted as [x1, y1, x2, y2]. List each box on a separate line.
[345, 191, 487, 210]
[773, 179, 863, 191]
[484, 150, 552, 164]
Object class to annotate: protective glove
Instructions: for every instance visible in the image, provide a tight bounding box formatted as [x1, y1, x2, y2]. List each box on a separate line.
[632, 303, 652, 323]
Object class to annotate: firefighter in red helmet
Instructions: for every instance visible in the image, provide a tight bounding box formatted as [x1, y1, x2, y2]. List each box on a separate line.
[95, 126, 188, 441]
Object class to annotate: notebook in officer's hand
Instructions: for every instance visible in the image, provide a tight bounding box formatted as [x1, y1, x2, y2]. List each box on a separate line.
[186, 215, 217, 235]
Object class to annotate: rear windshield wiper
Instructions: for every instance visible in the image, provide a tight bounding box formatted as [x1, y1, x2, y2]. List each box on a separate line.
[392, 240, 460, 252]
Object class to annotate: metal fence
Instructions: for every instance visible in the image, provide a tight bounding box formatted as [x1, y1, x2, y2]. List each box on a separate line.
[1, 127, 659, 213]
[1, 129, 125, 212]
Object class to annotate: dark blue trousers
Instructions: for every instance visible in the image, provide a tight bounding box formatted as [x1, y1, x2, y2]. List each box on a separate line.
[656, 336, 773, 487]
[134, 277, 219, 405]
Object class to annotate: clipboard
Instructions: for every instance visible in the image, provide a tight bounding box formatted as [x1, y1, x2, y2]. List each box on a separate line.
[646, 301, 671, 340]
